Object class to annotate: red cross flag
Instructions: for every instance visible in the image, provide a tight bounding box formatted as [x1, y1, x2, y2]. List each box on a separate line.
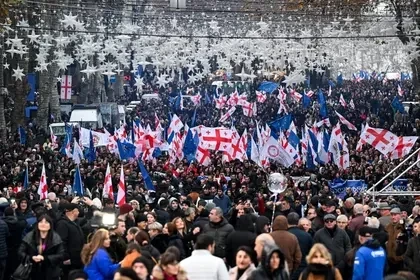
[219, 107, 236, 123]
[335, 111, 357, 131]
[38, 164, 48, 200]
[103, 163, 114, 200]
[360, 126, 398, 155]
[60, 75, 72, 100]
[201, 127, 232, 151]
[116, 165, 126, 206]
[390, 136, 418, 159]
[256, 91, 267, 103]
[339, 94, 347, 108]
[195, 142, 211, 166]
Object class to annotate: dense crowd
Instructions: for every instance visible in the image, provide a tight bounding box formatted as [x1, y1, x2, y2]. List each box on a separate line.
[1, 76, 420, 280]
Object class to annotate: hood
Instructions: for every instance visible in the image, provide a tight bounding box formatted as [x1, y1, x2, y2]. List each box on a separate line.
[255, 216, 270, 234]
[272, 215, 288, 231]
[236, 215, 255, 232]
[364, 238, 382, 249]
[168, 197, 178, 209]
[3, 216, 18, 225]
[261, 245, 286, 273]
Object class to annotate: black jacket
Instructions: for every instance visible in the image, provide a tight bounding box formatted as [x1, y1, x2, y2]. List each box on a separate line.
[249, 245, 290, 280]
[203, 218, 234, 258]
[155, 209, 171, 225]
[404, 235, 420, 278]
[226, 215, 257, 267]
[288, 226, 313, 280]
[3, 216, 26, 279]
[151, 233, 169, 254]
[0, 218, 8, 259]
[55, 215, 85, 269]
[168, 234, 186, 260]
[313, 226, 351, 271]
[17, 231, 65, 280]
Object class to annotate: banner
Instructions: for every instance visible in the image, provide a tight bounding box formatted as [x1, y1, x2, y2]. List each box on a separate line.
[80, 128, 109, 147]
[329, 180, 367, 199]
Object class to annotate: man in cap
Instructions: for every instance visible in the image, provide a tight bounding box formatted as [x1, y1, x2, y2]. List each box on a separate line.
[404, 217, 420, 279]
[385, 207, 407, 274]
[56, 201, 85, 279]
[378, 202, 392, 227]
[313, 214, 351, 274]
[352, 226, 386, 280]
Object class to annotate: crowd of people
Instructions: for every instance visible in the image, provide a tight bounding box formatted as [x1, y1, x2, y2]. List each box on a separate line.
[0, 75, 420, 280]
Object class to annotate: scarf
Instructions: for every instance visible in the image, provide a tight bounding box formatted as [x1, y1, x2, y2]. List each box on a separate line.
[304, 263, 335, 280]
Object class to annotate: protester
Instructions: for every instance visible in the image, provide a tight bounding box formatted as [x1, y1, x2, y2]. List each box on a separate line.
[403, 217, 420, 279]
[226, 215, 257, 267]
[121, 243, 143, 268]
[81, 228, 120, 280]
[228, 246, 256, 280]
[298, 243, 342, 280]
[132, 256, 154, 280]
[180, 234, 229, 280]
[17, 214, 65, 280]
[152, 252, 187, 280]
[249, 244, 290, 280]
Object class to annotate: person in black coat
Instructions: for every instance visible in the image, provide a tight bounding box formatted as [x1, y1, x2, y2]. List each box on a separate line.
[55, 203, 85, 278]
[3, 207, 26, 280]
[249, 245, 290, 280]
[287, 213, 313, 280]
[0, 207, 9, 280]
[18, 214, 65, 280]
[226, 215, 257, 267]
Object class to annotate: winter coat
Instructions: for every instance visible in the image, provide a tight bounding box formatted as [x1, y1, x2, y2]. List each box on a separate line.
[152, 264, 188, 280]
[168, 207, 184, 221]
[226, 215, 257, 267]
[385, 222, 405, 264]
[108, 234, 127, 262]
[17, 230, 65, 280]
[229, 264, 256, 280]
[55, 215, 85, 269]
[313, 226, 351, 271]
[168, 234, 186, 260]
[271, 216, 302, 273]
[151, 233, 170, 254]
[352, 239, 386, 280]
[3, 216, 26, 278]
[249, 245, 290, 280]
[299, 263, 342, 280]
[140, 244, 161, 262]
[288, 226, 313, 280]
[121, 250, 141, 268]
[347, 214, 365, 234]
[155, 209, 171, 225]
[404, 235, 420, 278]
[84, 248, 120, 280]
[0, 218, 9, 259]
[213, 194, 231, 215]
[203, 217, 235, 258]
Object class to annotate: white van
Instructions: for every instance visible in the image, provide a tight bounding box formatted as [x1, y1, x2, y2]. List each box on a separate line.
[70, 107, 103, 129]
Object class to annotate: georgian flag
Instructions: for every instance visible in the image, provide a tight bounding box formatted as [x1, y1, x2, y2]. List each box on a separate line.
[220, 106, 236, 122]
[335, 111, 357, 131]
[256, 91, 267, 103]
[103, 163, 114, 200]
[241, 101, 254, 117]
[192, 94, 201, 106]
[290, 89, 302, 102]
[215, 95, 227, 109]
[349, 99, 355, 110]
[116, 165, 126, 206]
[398, 84, 404, 96]
[339, 94, 347, 108]
[38, 164, 48, 200]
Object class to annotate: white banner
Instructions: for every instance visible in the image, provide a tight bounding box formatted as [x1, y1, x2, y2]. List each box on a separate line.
[80, 127, 109, 147]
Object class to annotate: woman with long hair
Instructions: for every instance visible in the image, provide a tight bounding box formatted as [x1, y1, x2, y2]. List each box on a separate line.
[165, 222, 186, 260]
[134, 230, 161, 262]
[17, 214, 65, 280]
[172, 217, 192, 257]
[299, 243, 342, 280]
[81, 228, 120, 280]
[152, 252, 187, 280]
[228, 246, 256, 280]
[121, 243, 142, 268]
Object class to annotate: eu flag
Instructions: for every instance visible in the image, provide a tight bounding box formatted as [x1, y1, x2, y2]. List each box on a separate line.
[73, 165, 84, 196]
[138, 159, 155, 191]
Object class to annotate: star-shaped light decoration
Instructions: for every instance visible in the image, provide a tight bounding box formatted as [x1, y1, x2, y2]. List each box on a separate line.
[134, 76, 145, 91]
[156, 74, 169, 88]
[27, 30, 40, 44]
[235, 67, 250, 81]
[12, 65, 25, 81]
[61, 12, 78, 29]
[3, 62, 10, 69]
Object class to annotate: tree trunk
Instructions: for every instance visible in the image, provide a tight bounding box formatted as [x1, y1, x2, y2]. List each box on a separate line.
[411, 58, 420, 95]
[0, 35, 6, 143]
[36, 70, 52, 132]
[49, 63, 61, 122]
[10, 78, 27, 134]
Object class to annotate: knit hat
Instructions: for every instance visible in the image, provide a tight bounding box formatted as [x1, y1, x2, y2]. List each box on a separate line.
[92, 198, 103, 210]
[119, 203, 133, 215]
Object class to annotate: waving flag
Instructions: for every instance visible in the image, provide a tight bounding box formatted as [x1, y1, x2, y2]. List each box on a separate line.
[201, 127, 232, 151]
[73, 165, 84, 196]
[117, 139, 136, 160]
[72, 138, 84, 164]
[215, 95, 227, 109]
[38, 164, 48, 200]
[318, 89, 328, 118]
[359, 126, 398, 155]
[290, 89, 302, 102]
[103, 163, 114, 200]
[390, 136, 418, 159]
[339, 94, 347, 108]
[256, 91, 267, 103]
[349, 99, 355, 110]
[241, 101, 254, 117]
[138, 159, 155, 191]
[167, 114, 184, 137]
[192, 94, 201, 106]
[23, 165, 29, 190]
[116, 165, 126, 206]
[335, 111, 357, 130]
[85, 130, 96, 163]
[258, 81, 278, 93]
[328, 85, 332, 97]
[18, 126, 26, 145]
[398, 84, 404, 96]
[302, 91, 311, 109]
[220, 107, 236, 123]
[391, 96, 405, 114]
[195, 142, 211, 166]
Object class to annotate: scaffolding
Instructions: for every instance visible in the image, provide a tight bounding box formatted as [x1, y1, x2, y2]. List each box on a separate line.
[364, 147, 420, 201]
